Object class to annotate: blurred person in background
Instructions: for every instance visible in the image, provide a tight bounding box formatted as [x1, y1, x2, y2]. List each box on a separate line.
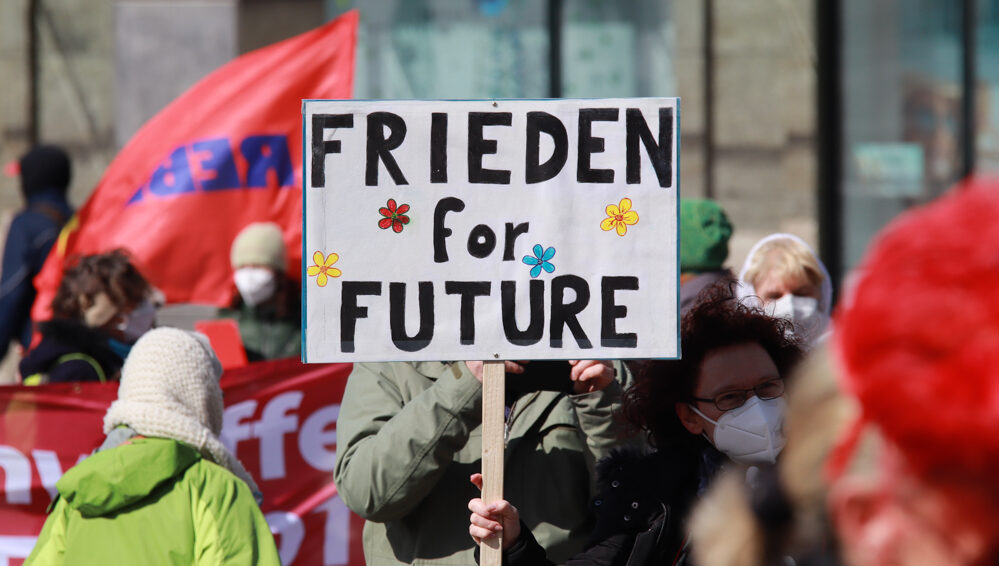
[0, 145, 74, 359]
[679, 198, 734, 317]
[690, 180, 999, 566]
[24, 327, 279, 565]
[688, 346, 851, 566]
[737, 233, 832, 348]
[469, 287, 804, 566]
[20, 250, 157, 384]
[219, 222, 300, 361]
[827, 179, 999, 566]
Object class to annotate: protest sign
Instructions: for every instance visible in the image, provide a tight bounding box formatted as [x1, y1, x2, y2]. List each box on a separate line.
[303, 98, 680, 362]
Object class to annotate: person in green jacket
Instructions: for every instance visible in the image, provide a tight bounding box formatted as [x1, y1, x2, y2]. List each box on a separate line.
[219, 222, 300, 361]
[333, 359, 638, 566]
[25, 327, 280, 565]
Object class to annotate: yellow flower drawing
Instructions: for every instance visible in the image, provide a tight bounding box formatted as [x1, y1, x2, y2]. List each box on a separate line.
[308, 251, 342, 287]
[600, 198, 639, 236]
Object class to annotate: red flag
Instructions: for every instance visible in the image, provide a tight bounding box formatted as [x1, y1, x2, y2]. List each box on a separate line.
[31, 11, 357, 322]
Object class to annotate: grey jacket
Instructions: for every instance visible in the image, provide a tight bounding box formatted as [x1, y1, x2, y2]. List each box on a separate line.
[333, 361, 635, 566]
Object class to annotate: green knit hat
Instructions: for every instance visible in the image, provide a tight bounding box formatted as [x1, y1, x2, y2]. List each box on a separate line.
[679, 198, 733, 272]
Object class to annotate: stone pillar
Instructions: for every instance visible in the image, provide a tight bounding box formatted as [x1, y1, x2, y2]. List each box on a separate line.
[114, 0, 238, 147]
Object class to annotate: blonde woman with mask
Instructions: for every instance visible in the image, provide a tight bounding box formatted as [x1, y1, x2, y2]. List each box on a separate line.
[737, 234, 832, 349]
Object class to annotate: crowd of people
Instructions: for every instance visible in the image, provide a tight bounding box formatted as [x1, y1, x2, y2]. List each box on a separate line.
[5, 143, 998, 566]
[0, 145, 303, 382]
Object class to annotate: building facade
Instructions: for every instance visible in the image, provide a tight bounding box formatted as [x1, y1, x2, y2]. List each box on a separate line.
[1, 0, 993, 302]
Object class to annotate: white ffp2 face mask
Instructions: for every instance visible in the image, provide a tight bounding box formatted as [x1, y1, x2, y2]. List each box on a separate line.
[769, 294, 829, 347]
[690, 396, 786, 465]
[234, 267, 277, 307]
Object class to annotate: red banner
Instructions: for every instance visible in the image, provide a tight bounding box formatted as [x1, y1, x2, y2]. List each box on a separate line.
[0, 360, 364, 566]
[30, 11, 357, 322]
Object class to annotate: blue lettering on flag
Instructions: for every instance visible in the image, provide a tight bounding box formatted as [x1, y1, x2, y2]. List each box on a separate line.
[193, 138, 242, 191]
[127, 134, 295, 205]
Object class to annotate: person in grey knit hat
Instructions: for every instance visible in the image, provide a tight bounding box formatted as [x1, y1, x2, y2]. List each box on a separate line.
[25, 327, 279, 565]
[218, 222, 301, 361]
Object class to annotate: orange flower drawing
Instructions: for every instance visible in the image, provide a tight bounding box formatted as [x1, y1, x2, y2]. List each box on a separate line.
[600, 198, 639, 236]
[307, 251, 341, 287]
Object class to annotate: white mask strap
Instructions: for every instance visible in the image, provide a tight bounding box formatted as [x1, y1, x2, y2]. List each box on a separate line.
[688, 403, 720, 426]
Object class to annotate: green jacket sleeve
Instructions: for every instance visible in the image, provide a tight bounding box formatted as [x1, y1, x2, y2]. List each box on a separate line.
[568, 361, 644, 469]
[22, 499, 69, 565]
[193, 462, 281, 565]
[333, 362, 483, 522]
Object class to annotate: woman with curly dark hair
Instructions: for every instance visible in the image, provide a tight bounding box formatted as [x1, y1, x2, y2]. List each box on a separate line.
[20, 250, 158, 384]
[468, 282, 805, 566]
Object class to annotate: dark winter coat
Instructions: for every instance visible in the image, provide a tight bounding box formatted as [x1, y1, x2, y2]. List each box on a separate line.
[0, 189, 72, 351]
[491, 446, 726, 566]
[19, 319, 124, 384]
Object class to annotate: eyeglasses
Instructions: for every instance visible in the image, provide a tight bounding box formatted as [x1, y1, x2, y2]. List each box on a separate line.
[690, 378, 785, 412]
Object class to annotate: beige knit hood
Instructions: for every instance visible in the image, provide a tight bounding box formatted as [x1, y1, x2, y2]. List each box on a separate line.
[103, 327, 260, 496]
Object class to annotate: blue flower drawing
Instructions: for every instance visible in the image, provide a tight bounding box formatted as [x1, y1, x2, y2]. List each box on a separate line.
[523, 244, 556, 278]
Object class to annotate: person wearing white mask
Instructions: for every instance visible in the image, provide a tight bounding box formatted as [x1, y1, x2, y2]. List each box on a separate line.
[737, 233, 833, 349]
[219, 222, 300, 361]
[20, 250, 159, 384]
[468, 286, 804, 566]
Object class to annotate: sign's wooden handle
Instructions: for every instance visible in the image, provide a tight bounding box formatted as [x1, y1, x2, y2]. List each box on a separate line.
[480, 360, 505, 566]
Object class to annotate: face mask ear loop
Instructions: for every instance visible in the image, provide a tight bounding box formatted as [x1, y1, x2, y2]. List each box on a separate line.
[688, 403, 720, 426]
[688, 403, 722, 445]
[116, 313, 129, 332]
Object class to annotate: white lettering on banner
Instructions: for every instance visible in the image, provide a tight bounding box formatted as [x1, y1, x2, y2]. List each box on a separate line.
[0, 446, 87, 506]
[221, 399, 257, 453]
[0, 447, 30, 505]
[265, 496, 351, 566]
[0, 535, 37, 565]
[257, 392, 304, 480]
[32, 450, 67, 501]
[267, 511, 304, 565]
[221, 392, 341, 480]
[314, 495, 350, 565]
[299, 405, 340, 471]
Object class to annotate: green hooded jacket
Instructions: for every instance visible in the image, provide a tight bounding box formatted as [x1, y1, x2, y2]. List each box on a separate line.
[333, 361, 638, 566]
[24, 436, 280, 566]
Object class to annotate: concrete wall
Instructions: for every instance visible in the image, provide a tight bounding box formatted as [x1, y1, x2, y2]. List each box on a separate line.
[0, 0, 116, 219]
[114, 0, 323, 145]
[674, 0, 818, 272]
[0, 0, 323, 215]
[115, 0, 238, 147]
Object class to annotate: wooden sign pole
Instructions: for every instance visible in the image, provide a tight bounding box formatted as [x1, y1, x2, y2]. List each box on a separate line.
[479, 360, 506, 566]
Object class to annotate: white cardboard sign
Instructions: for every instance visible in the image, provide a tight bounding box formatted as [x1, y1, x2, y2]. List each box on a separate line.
[303, 98, 679, 362]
